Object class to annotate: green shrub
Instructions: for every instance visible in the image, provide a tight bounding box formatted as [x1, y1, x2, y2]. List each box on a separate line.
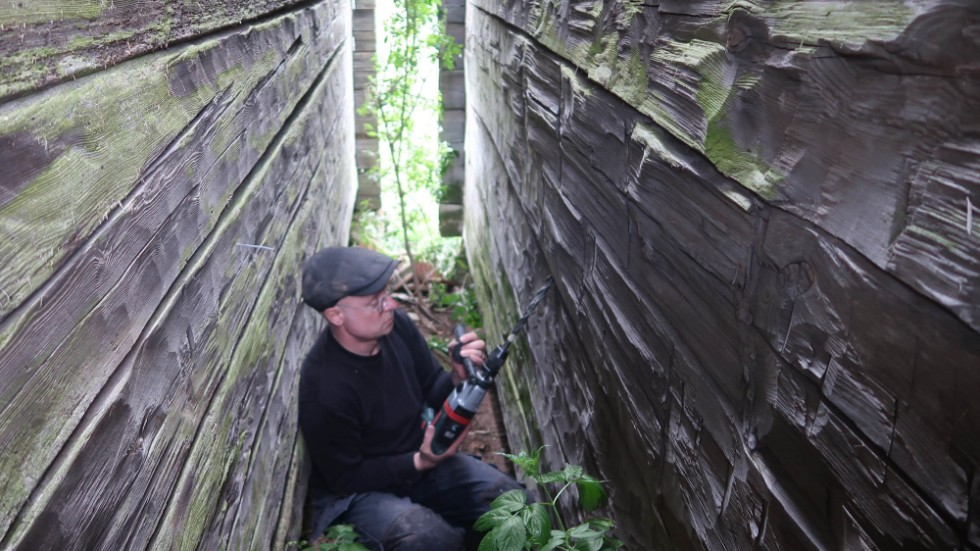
[476, 448, 623, 551]
[289, 524, 370, 551]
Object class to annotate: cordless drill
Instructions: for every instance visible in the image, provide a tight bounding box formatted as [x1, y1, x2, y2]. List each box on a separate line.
[429, 277, 554, 455]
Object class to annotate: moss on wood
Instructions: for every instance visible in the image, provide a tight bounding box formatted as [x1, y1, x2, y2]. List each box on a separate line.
[704, 118, 783, 200]
[0, 1, 105, 25]
[153, 73, 353, 549]
[0, 3, 349, 545]
[0, 1, 308, 100]
[764, 1, 921, 47]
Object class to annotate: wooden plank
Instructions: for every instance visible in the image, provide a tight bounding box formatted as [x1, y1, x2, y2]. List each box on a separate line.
[0, 0, 311, 101]
[159, 62, 355, 551]
[0, 0, 347, 320]
[465, 4, 980, 549]
[467, 0, 980, 330]
[0, 1, 350, 544]
[887, 141, 980, 329]
[3, 27, 355, 548]
[806, 404, 959, 547]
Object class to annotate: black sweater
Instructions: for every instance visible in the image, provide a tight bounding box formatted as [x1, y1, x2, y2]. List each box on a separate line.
[299, 309, 454, 496]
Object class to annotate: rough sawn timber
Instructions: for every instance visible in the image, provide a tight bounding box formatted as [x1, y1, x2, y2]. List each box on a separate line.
[0, 0, 311, 102]
[464, 1, 980, 549]
[0, 1, 356, 548]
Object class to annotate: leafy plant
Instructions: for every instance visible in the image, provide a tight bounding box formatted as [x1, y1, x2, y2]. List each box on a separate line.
[427, 334, 450, 353]
[475, 448, 623, 551]
[430, 281, 483, 329]
[289, 524, 370, 551]
[355, 0, 463, 287]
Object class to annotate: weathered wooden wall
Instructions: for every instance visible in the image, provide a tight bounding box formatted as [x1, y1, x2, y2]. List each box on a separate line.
[464, 1, 980, 549]
[0, 1, 356, 548]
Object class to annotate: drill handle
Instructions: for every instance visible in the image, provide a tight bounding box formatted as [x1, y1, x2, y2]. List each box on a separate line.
[452, 323, 480, 380]
[484, 344, 509, 377]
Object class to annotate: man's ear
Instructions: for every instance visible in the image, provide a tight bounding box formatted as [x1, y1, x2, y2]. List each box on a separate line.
[323, 307, 344, 326]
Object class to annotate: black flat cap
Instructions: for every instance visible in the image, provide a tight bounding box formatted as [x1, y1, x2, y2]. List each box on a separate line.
[302, 247, 398, 311]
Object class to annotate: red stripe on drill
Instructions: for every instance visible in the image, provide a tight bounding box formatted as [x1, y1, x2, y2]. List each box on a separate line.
[443, 401, 473, 426]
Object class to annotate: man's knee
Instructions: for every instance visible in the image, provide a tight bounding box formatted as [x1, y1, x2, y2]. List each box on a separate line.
[382, 505, 464, 551]
[478, 469, 527, 504]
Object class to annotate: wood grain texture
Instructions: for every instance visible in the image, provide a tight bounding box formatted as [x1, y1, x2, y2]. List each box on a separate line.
[0, 0, 312, 102]
[0, 1, 355, 547]
[468, 0, 980, 332]
[465, 2, 980, 549]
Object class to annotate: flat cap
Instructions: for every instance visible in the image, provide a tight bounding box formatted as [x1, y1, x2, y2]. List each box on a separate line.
[301, 246, 398, 311]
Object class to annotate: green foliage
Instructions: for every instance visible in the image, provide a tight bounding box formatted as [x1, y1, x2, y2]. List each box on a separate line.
[430, 282, 483, 329]
[427, 333, 450, 352]
[289, 524, 370, 551]
[355, 0, 463, 278]
[476, 449, 623, 551]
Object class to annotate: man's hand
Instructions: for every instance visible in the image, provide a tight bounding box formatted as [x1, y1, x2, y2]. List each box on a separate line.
[414, 422, 470, 471]
[448, 331, 486, 386]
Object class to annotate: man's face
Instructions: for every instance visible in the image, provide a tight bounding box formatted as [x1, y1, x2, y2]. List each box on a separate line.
[331, 288, 397, 341]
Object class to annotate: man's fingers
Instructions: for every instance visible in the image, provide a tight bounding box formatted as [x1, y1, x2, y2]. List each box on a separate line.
[460, 347, 485, 366]
[447, 425, 472, 454]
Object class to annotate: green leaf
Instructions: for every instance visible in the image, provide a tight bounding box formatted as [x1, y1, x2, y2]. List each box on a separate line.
[497, 516, 528, 550]
[521, 503, 552, 545]
[539, 530, 566, 551]
[587, 518, 614, 531]
[571, 537, 602, 551]
[567, 524, 603, 543]
[575, 478, 607, 512]
[479, 516, 528, 551]
[562, 464, 584, 481]
[490, 489, 528, 513]
[500, 448, 542, 476]
[536, 470, 567, 484]
[561, 523, 604, 551]
[601, 535, 625, 550]
[475, 507, 516, 532]
[478, 527, 500, 551]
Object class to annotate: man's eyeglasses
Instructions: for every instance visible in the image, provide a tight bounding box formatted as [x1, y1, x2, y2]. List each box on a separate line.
[337, 291, 394, 314]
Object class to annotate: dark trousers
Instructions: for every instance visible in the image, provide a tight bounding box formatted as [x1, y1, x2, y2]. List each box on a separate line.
[311, 455, 525, 551]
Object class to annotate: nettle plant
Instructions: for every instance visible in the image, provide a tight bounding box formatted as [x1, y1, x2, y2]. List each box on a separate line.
[476, 448, 624, 551]
[290, 524, 369, 551]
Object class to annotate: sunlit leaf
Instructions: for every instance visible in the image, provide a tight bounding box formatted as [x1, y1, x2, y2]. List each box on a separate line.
[491, 489, 528, 513]
[562, 464, 583, 480]
[495, 516, 528, 551]
[539, 530, 566, 551]
[500, 448, 542, 476]
[569, 524, 602, 538]
[479, 516, 529, 551]
[521, 503, 552, 545]
[536, 470, 566, 484]
[475, 507, 516, 532]
[478, 527, 500, 551]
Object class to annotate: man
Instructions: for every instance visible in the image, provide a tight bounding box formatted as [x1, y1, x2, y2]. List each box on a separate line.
[299, 246, 525, 550]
